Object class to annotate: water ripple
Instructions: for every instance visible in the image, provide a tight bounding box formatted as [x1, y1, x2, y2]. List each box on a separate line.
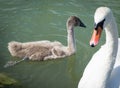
[49, 9, 61, 15]
[68, 2, 80, 8]
[2, 7, 18, 11]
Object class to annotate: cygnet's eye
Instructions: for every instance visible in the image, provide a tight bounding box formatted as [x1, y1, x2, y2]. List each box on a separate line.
[75, 19, 78, 23]
[74, 19, 79, 26]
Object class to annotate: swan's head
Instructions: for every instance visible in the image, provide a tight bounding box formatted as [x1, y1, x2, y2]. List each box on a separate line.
[90, 7, 112, 47]
[67, 16, 86, 28]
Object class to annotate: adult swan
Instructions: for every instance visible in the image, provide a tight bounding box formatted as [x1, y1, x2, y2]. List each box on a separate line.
[78, 7, 120, 88]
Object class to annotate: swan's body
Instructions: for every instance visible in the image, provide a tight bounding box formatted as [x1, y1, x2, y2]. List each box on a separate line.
[8, 16, 86, 61]
[78, 7, 120, 88]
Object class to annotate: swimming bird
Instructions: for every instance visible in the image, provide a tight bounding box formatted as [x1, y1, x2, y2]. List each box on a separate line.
[78, 7, 120, 88]
[8, 16, 86, 61]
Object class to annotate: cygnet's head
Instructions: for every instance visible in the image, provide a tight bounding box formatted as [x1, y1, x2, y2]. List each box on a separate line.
[67, 16, 86, 28]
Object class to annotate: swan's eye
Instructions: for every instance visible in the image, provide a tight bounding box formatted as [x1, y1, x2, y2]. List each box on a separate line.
[94, 23, 97, 28]
[94, 19, 105, 30]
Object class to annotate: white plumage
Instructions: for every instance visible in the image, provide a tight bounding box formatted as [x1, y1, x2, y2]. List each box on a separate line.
[78, 7, 120, 88]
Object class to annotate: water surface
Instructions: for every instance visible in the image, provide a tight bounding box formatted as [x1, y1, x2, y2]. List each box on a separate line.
[0, 0, 120, 88]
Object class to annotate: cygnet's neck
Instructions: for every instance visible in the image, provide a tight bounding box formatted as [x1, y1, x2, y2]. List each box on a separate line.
[67, 25, 76, 54]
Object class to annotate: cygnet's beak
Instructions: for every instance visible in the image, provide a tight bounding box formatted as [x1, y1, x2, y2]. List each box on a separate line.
[79, 21, 86, 28]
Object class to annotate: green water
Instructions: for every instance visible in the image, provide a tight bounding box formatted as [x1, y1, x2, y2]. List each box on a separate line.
[0, 0, 120, 88]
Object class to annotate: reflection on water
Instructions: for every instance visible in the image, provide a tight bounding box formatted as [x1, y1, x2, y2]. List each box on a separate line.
[0, 0, 120, 88]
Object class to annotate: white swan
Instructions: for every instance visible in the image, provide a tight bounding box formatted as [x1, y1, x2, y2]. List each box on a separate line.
[78, 7, 120, 88]
[8, 16, 86, 61]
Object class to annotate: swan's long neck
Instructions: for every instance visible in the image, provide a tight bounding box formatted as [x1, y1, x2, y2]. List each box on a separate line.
[67, 26, 76, 54]
[78, 13, 118, 88]
[105, 15, 118, 57]
[102, 13, 118, 88]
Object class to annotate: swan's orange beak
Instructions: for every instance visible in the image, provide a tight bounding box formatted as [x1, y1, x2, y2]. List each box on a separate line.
[90, 27, 103, 47]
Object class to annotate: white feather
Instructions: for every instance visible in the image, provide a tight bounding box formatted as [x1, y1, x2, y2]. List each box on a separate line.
[78, 7, 120, 88]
